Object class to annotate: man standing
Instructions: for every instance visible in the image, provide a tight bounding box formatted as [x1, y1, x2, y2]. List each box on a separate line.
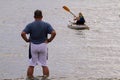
[21, 10, 56, 80]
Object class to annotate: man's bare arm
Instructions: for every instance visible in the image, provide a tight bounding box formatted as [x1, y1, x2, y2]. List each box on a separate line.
[21, 32, 29, 42]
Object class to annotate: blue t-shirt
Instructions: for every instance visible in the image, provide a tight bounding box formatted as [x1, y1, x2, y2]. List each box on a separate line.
[23, 20, 54, 44]
[79, 17, 85, 22]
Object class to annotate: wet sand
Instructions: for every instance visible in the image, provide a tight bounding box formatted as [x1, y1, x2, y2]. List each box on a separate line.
[0, 0, 120, 80]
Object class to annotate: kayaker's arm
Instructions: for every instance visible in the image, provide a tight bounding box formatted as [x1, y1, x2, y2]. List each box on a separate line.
[74, 17, 80, 21]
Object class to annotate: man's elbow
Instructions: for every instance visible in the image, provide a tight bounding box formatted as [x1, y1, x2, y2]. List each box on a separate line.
[52, 31, 56, 36]
[21, 32, 26, 37]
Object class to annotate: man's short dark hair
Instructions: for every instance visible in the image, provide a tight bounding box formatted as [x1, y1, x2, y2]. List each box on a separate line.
[34, 10, 42, 18]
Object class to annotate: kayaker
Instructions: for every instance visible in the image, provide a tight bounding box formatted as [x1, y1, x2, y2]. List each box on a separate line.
[74, 12, 85, 25]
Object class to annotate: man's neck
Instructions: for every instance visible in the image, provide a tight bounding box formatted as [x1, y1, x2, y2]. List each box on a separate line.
[35, 18, 42, 21]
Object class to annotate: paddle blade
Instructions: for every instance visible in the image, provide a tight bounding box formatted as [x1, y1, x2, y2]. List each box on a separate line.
[63, 6, 70, 12]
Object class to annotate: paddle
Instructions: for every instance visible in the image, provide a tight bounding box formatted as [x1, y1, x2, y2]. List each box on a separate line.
[63, 6, 76, 17]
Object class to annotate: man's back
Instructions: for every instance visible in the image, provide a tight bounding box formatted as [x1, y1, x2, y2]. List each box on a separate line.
[23, 20, 54, 44]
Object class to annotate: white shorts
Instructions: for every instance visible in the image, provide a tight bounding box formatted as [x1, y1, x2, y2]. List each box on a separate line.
[29, 43, 48, 67]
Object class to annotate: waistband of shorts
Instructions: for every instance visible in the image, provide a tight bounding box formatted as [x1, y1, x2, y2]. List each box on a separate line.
[31, 42, 47, 45]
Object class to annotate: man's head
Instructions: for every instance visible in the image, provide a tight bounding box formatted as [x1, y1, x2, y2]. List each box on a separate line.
[34, 10, 43, 18]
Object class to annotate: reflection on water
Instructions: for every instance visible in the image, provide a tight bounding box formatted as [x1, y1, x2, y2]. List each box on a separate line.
[75, 30, 86, 38]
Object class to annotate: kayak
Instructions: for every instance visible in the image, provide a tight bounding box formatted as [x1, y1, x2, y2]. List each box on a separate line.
[67, 23, 89, 30]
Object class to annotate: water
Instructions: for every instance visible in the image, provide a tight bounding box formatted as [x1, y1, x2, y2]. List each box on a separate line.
[0, 0, 120, 80]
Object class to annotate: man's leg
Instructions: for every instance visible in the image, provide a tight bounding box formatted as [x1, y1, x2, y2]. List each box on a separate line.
[42, 66, 49, 76]
[27, 66, 34, 78]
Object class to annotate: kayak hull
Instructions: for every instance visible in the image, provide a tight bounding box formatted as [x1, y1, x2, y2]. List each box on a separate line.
[68, 24, 89, 30]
